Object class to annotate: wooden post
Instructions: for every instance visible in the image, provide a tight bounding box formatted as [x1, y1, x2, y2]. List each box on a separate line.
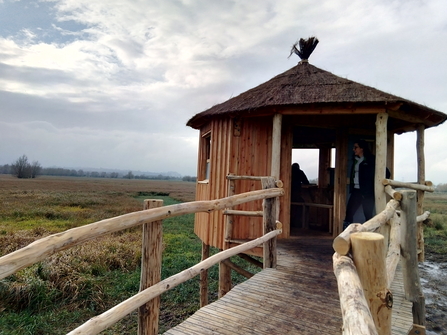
[138, 199, 163, 335]
[218, 253, 231, 298]
[318, 146, 331, 188]
[400, 190, 426, 326]
[200, 242, 209, 307]
[220, 174, 235, 298]
[334, 128, 348, 236]
[386, 131, 394, 179]
[271, 113, 282, 222]
[271, 114, 282, 180]
[262, 177, 277, 268]
[351, 232, 392, 335]
[376, 113, 389, 252]
[416, 124, 425, 262]
[224, 175, 235, 249]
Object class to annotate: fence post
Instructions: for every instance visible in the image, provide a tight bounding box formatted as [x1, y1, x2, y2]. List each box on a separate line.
[262, 177, 277, 268]
[200, 242, 210, 307]
[351, 232, 392, 334]
[400, 190, 425, 326]
[416, 124, 426, 262]
[138, 199, 163, 335]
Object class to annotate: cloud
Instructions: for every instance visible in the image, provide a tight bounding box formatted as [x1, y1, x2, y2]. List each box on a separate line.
[0, 0, 446, 180]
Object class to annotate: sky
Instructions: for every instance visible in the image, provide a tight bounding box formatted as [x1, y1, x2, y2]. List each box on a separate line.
[0, 0, 446, 183]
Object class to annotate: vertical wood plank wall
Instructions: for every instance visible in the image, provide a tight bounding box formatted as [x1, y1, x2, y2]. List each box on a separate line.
[194, 116, 290, 250]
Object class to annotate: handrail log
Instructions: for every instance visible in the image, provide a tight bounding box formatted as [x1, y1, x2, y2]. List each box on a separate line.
[417, 211, 430, 222]
[384, 185, 402, 201]
[386, 212, 401, 287]
[0, 188, 284, 280]
[333, 252, 378, 335]
[333, 199, 399, 256]
[226, 175, 270, 180]
[68, 229, 282, 335]
[226, 175, 284, 188]
[382, 179, 434, 192]
[223, 209, 263, 217]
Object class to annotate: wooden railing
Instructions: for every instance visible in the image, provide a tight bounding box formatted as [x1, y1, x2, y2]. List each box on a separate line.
[332, 180, 432, 335]
[0, 187, 284, 335]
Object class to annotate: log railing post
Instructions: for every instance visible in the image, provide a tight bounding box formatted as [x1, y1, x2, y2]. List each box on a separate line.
[351, 232, 392, 334]
[200, 242, 210, 307]
[262, 177, 278, 268]
[400, 190, 426, 326]
[416, 124, 425, 262]
[219, 175, 234, 298]
[138, 199, 163, 335]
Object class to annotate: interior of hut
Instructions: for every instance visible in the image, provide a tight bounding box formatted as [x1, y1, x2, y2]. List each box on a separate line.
[289, 124, 380, 236]
[290, 126, 336, 235]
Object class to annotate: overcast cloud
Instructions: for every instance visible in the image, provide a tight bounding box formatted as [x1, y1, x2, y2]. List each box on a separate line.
[0, 0, 446, 182]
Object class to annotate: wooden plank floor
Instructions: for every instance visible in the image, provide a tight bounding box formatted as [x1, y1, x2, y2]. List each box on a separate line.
[164, 236, 413, 334]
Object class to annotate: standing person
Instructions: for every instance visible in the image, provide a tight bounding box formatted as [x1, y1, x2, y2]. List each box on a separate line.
[343, 140, 375, 230]
[290, 163, 310, 227]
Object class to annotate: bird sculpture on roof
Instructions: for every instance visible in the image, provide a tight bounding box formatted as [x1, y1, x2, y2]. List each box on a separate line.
[288, 36, 319, 62]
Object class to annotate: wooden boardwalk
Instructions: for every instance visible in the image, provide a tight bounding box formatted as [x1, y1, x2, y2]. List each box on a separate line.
[164, 236, 413, 334]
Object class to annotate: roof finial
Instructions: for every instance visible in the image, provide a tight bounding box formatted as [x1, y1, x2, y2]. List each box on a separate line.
[288, 37, 319, 64]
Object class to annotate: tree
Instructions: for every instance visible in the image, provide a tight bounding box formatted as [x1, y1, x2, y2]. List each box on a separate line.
[30, 161, 42, 178]
[11, 155, 41, 178]
[123, 171, 134, 179]
[11, 155, 30, 178]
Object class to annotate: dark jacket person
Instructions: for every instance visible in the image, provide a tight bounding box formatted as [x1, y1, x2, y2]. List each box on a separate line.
[344, 140, 389, 229]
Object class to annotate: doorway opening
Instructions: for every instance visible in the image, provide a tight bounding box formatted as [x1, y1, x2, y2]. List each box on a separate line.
[290, 127, 336, 236]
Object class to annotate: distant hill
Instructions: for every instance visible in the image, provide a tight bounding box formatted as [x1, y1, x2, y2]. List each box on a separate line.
[65, 167, 183, 178]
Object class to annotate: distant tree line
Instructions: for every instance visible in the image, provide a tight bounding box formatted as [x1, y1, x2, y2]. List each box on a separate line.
[1, 155, 197, 182]
[435, 183, 447, 193]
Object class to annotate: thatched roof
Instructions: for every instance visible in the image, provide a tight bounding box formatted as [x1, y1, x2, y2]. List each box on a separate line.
[187, 62, 446, 130]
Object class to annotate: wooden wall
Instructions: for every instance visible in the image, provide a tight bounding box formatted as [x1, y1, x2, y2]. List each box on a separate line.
[194, 115, 292, 250]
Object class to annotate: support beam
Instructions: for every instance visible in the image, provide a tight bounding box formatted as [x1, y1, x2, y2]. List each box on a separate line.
[271, 114, 282, 180]
[271, 114, 282, 223]
[387, 131, 394, 179]
[334, 128, 348, 236]
[375, 113, 388, 214]
[416, 124, 425, 262]
[318, 146, 331, 188]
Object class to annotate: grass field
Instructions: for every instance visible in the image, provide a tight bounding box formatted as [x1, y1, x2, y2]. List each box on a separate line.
[0, 175, 446, 334]
[421, 192, 447, 258]
[0, 175, 259, 334]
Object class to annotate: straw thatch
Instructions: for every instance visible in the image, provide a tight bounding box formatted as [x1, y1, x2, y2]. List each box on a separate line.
[187, 62, 446, 130]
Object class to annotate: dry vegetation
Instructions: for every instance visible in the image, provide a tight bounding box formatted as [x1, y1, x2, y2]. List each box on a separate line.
[0, 175, 198, 334]
[1, 175, 446, 334]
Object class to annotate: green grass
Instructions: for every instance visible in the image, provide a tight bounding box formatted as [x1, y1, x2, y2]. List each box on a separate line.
[422, 193, 447, 256]
[0, 177, 258, 334]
